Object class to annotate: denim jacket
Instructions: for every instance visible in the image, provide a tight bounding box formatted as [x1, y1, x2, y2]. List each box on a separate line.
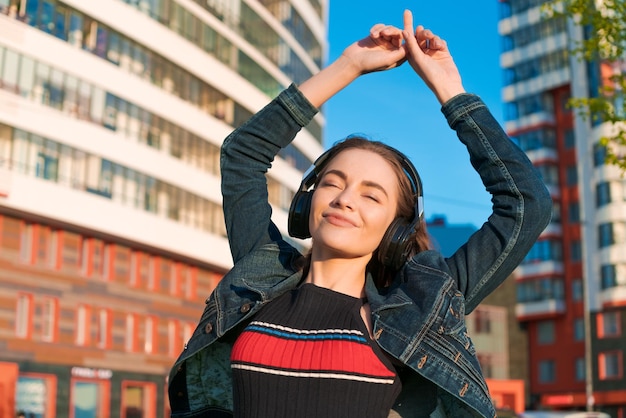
[168, 84, 552, 418]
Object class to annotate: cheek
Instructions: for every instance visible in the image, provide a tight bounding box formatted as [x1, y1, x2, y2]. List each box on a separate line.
[370, 206, 396, 229]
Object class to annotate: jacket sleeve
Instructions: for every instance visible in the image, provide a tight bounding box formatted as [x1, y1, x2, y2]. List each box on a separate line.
[220, 84, 318, 264]
[441, 94, 552, 313]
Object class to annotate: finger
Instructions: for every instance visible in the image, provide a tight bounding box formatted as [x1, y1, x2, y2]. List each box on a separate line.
[402, 10, 422, 56]
[370, 23, 387, 38]
[380, 26, 403, 47]
[415, 26, 433, 50]
[403, 9, 414, 35]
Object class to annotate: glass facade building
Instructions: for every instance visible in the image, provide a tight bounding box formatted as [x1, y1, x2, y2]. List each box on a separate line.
[0, 0, 327, 416]
[498, 0, 626, 415]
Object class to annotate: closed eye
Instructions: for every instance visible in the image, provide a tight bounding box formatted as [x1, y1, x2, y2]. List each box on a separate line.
[319, 179, 341, 188]
[318, 171, 345, 189]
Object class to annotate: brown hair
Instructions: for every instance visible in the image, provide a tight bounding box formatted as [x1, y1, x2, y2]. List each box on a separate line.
[300, 136, 432, 289]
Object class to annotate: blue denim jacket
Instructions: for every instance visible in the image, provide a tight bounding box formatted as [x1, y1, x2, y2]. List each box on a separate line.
[168, 85, 552, 418]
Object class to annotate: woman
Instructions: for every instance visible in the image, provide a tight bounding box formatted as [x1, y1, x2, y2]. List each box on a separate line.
[168, 10, 552, 418]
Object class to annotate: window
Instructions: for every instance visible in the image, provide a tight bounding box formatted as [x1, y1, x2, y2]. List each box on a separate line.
[121, 381, 157, 418]
[125, 314, 138, 353]
[20, 223, 34, 263]
[538, 360, 556, 383]
[71, 379, 110, 418]
[593, 142, 607, 166]
[34, 224, 56, 267]
[82, 238, 107, 278]
[570, 240, 581, 261]
[111, 244, 131, 283]
[596, 182, 612, 207]
[575, 357, 585, 381]
[522, 239, 563, 264]
[573, 318, 585, 341]
[568, 202, 580, 223]
[75, 304, 90, 346]
[179, 264, 197, 300]
[15, 293, 33, 339]
[158, 258, 173, 293]
[566, 165, 578, 186]
[198, 269, 220, 295]
[474, 309, 492, 334]
[477, 354, 493, 378]
[598, 351, 622, 380]
[144, 316, 157, 354]
[130, 252, 152, 288]
[572, 278, 583, 301]
[60, 230, 81, 271]
[41, 297, 58, 342]
[537, 321, 555, 344]
[564, 129, 575, 148]
[95, 308, 111, 349]
[601, 264, 617, 289]
[1, 48, 19, 92]
[168, 320, 180, 357]
[598, 223, 614, 248]
[517, 278, 564, 304]
[35, 139, 59, 181]
[597, 311, 620, 338]
[551, 202, 561, 224]
[16, 374, 56, 418]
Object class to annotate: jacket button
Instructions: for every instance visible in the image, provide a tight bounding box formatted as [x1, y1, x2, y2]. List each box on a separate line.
[240, 303, 252, 313]
[204, 322, 213, 334]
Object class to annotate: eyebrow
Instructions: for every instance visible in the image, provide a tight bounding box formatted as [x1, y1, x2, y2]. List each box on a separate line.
[322, 169, 389, 197]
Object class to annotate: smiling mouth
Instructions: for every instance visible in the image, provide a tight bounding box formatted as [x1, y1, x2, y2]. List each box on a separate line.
[323, 213, 357, 227]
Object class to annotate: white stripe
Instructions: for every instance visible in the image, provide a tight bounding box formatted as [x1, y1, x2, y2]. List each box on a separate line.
[231, 364, 395, 385]
[250, 321, 364, 337]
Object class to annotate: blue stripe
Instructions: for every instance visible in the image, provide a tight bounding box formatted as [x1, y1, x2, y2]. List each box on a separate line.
[246, 325, 368, 343]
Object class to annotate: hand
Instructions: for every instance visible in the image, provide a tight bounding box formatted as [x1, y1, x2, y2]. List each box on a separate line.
[402, 10, 465, 104]
[297, 20, 406, 107]
[341, 24, 407, 75]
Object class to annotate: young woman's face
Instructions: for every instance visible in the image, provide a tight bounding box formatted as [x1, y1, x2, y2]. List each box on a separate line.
[309, 148, 400, 261]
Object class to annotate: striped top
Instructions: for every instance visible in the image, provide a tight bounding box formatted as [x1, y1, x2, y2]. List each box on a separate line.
[230, 283, 401, 418]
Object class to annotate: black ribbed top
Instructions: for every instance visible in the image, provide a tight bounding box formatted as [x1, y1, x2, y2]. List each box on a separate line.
[230, 283, 401, 418]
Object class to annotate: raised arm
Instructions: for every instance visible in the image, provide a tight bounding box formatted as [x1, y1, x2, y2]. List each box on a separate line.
[401, 10, 552, 312]
[221, 23, 408, 264]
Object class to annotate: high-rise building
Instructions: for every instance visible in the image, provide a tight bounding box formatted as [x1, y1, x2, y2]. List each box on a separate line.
[498, 0, 626, 415]
[0, 0, 326, 416]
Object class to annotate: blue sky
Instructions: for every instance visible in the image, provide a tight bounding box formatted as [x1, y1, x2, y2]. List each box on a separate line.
[324, 3, 503, 228]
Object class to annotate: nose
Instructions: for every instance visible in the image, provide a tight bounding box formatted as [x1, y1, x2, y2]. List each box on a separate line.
[331, 187, 355, 210]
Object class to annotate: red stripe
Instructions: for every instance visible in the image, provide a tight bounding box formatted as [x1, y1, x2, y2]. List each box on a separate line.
[231, 330, 394, 377]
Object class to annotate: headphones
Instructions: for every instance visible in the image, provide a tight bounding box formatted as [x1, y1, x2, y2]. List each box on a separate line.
[287, 142, 424, 271]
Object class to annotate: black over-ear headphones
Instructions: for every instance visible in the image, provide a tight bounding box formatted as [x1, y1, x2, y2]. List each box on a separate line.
[287, 142, 424, 271]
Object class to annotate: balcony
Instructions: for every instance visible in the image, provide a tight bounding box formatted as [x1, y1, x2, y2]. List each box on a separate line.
[525, 147, 558, 164]
[515, 260, 564, 279]
[515, 298, 566, 320]
[600, 286, 626, 308]
[505, 111, 555, 133]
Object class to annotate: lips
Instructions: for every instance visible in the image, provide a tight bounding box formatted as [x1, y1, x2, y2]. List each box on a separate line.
[322, 212, 358, 227]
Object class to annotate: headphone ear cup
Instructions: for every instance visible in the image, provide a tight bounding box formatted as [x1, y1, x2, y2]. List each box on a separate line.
[288, 190, 313, 239]
[378, 218, 415, 270]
